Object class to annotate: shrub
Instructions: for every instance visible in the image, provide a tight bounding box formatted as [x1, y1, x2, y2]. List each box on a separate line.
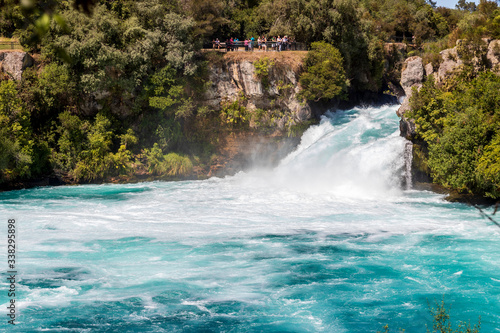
[0, 81, 34, 182]
[220, 94, 248, 127]
[378, 298, 481, 333]
[143, 143, 193, 177]
[53, 112, 136, 182]
[476, 134, 500, 198]
[254, 57, 275, 89]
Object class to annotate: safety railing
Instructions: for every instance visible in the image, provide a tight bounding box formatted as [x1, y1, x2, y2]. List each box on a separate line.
[203, 41, 307, 52]
[0, 40, 23, 51]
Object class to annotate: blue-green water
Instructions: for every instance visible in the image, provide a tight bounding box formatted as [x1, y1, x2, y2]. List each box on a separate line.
[1, 105, 499, 332]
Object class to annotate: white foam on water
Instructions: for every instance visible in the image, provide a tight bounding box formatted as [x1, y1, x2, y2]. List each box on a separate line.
[243, 105, 408, 200]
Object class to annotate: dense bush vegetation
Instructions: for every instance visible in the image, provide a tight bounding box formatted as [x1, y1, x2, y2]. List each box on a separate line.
[393, 0, 500, 200]
[0, 80, 36, 182]
[0, 0, 208, 184]
[298, 41, 347, 102]
[3, 0, 490, 94]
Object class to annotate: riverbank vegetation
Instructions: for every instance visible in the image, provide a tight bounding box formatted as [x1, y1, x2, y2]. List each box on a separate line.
[408, 71, 500, 200]
[405, 2, 500, 200]
[0, 0, 499, 195]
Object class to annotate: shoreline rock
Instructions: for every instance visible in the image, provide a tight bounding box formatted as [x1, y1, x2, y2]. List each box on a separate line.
[397, 56, 424, 140]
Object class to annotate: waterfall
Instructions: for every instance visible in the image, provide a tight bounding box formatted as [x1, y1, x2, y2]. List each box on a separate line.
[243, 105, 408, 198]
[404, 141, 413, 190]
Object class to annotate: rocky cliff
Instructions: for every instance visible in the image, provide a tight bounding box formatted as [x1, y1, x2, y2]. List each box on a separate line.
[198, 52, 312, 177]
[0, 51, 34, 80]
[203, 52, 312, 130]
[397, 56, 425, 139]
[397, 39, 500, 140]
[397, 39, 500, 188]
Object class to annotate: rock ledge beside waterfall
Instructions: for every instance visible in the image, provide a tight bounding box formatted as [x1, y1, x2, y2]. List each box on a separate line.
[397, 39, 500, 140]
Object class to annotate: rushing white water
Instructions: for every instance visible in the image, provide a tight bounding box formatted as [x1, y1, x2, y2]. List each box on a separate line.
[404, 141, 413, 190]
[257, 106, 408, 199]
[0, 104, 499, 332]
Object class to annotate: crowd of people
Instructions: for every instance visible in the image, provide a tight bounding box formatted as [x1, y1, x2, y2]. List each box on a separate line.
[212, 35, 297, 52]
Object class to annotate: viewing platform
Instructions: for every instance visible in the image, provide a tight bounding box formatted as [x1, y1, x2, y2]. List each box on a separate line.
[203, 41, 307, 52]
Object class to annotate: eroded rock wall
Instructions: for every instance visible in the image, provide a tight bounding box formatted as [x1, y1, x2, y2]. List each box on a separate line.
[487, 39, 500, 72]
[397, 39, 500, 139]
[0, 51, 34, 80]
[204, 54, 312, 130]
[198, 53, 313, 177]
[397, 56, 424, 139]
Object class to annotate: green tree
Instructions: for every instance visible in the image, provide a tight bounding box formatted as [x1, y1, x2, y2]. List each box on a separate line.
[53, 111, 136, 181]
[477, 133, 500, 198]
[427, 298, 481, 333]
[0, 81, 34, 182]
[487, 10, 500, 38]
[53, 111, 88, 174]
[184, 0, 229, 39]
[298, 41, 347, 102]
[18, 63, 75, 133]
[408, 71, 500, 198]
[146, 65, 188, 116]
[457, 0, 478, 11]
[378, 298, 481, 332]
[427, 106, 489, 192]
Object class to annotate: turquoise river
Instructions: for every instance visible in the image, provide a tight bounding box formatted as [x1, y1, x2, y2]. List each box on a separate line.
[1, 105, 499, 332]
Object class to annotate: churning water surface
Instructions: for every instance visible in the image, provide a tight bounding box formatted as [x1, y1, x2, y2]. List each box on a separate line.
[1, 105, 499, 332]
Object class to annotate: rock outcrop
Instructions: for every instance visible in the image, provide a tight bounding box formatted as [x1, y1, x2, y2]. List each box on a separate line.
[487, 39, 500, 72]
[425, 63, 434, 77]
[400, 56, 425, 94]
[397, 56, 425, 139]
[435, 39, 500, 83]
[397, 39, 500, 186]
[397, 39, 500, 140]
[436, 47, 463, 84]
[194, 52, 313, 177]
[204, 53, 312, 129]
[397, 56, 425, 118]
[206, 131, 300, 177]
[0, 51, 34, 80]
[384, 42, 407, 54]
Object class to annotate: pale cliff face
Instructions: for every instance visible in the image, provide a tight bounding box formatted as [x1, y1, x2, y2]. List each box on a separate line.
[397, 56, 424, 121]
[398, 39, 500, 117]
[204, 55, 312, 129]
[397, 39, 500, 140]
[0, 51, 34, 81]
